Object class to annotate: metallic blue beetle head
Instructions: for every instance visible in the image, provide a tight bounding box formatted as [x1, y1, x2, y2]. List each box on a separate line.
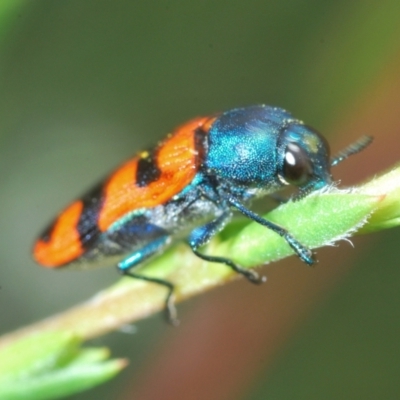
[276, 120, 332, 197]
[205, 105, 332, 196]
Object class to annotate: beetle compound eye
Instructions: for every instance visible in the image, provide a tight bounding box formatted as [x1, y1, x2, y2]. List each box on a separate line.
[282, 143, 313, 186]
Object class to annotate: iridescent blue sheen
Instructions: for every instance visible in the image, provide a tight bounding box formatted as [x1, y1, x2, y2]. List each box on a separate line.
[206, 105, 331, 194]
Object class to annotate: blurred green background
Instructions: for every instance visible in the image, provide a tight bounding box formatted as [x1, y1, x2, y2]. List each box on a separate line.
[1, 1, 400, 399]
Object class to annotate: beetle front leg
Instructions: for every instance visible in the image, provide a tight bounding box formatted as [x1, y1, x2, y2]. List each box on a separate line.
[228, 196, 315, 265]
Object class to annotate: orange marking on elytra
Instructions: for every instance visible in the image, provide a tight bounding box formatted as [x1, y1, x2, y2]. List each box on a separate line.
[98, 117, 210, 232]
[33, 201, 84, 267]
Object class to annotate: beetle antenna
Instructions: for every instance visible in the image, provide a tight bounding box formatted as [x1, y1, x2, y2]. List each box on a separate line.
[331, 135, 373, 167]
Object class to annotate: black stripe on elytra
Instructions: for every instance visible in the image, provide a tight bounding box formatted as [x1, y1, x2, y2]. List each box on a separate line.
[136, 148, 161, 187]
[38, 181, 104, 247]
[194, 127, 208, 168]
[76, 181, 104, 248]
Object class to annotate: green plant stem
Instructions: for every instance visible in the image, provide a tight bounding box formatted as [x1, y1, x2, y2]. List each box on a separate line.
[0, 164, 399, 349]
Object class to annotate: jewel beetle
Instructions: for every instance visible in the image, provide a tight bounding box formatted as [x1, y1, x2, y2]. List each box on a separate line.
[33, 105, 372, 323]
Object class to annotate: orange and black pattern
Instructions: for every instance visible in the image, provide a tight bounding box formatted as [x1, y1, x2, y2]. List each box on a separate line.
[33, 115, 216, 268]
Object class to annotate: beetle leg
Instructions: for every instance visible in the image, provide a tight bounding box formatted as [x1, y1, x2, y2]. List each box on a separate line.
[117, 235, 179, 325]
[188, 210, 265, 284]
[228, 195, 315, 265]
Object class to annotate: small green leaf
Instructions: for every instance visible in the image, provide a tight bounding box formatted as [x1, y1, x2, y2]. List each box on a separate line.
[0, 332, 127, 400]
[0, 331, 79, 382]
